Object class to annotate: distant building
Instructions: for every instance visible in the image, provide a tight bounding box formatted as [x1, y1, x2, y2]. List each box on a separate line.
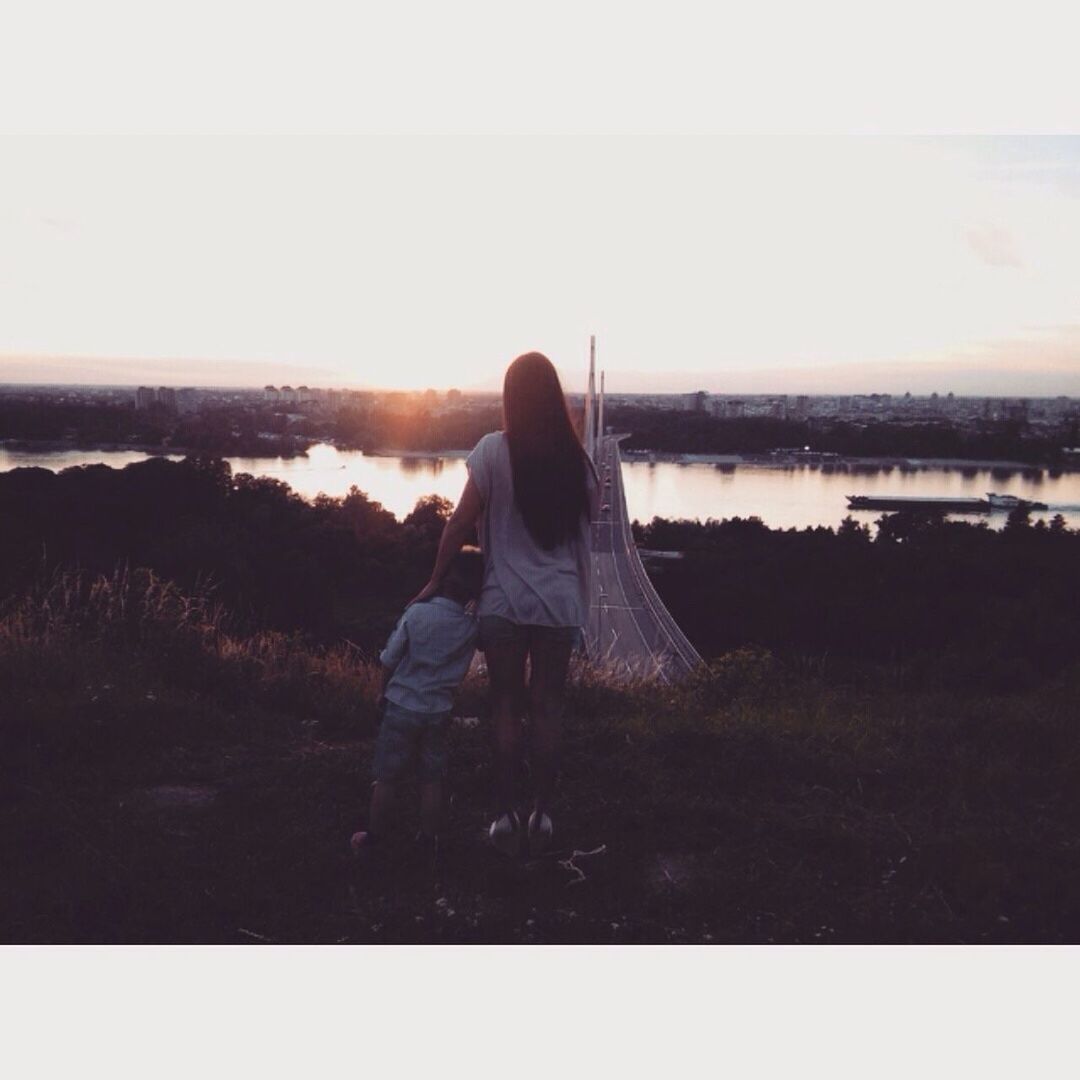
[176, 388, 198, 415]
[682, 391, 708, 412]
[135, 386, 157, 409]
[280, 385, 297, 405]
[264, 384, 281, 404]
[1004, 399, 1030, 423]
[157, 387, 178, 413]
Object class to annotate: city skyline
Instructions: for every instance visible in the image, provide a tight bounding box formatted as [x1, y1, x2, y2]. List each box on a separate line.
[3, 134, 1080, 395]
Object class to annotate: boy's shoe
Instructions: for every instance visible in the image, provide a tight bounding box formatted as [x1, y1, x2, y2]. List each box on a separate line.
[488, 811, 522, 858]
[527, 811, 554, 857]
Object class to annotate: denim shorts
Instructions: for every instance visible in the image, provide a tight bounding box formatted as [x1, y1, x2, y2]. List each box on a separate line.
[372, 701, 450, 784]
[478, 615, 581, 652]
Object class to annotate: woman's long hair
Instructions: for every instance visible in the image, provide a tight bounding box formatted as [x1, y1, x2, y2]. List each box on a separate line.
[503, 352, 590, 550]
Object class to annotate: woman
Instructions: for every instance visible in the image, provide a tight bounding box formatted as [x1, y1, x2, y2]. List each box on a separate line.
[411, 351, 598, 856]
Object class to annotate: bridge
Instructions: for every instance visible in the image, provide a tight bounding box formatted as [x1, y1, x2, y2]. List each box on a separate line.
[581, 338, 703, 681]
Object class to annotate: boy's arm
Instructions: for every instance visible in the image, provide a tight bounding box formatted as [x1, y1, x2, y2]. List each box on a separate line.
[378, 614, 409, 708]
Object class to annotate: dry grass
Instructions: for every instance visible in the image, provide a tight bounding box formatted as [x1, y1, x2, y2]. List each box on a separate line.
[0, 567, 386, 732]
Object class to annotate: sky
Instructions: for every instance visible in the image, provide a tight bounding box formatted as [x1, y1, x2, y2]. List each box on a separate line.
[3, 132, 1080, 395]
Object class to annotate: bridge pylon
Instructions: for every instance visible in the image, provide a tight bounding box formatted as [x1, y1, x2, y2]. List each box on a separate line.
[583, 334, 597, 462]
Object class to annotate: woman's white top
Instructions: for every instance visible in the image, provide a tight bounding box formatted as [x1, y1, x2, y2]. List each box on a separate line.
[466, 431, 598, 628]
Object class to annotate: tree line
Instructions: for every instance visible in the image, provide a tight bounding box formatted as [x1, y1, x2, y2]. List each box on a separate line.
[635, 510, 1080, 691]
[9, 394, 1077, 464]
[611, 405, 1076, 464]
[0, 457, 456, 654]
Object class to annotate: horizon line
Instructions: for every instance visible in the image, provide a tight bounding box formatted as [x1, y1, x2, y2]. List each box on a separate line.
[1, 379, 1076, 402]
[3, 349, 1080, 398]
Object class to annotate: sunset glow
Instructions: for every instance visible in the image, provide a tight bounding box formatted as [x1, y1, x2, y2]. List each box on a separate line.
[3, 133, 1080, 394]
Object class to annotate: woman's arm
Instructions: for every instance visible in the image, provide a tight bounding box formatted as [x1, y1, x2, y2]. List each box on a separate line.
[407, 476, 484, 606]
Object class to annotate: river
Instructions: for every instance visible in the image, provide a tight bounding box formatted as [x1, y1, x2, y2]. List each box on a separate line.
[3, 441, 1080, 530]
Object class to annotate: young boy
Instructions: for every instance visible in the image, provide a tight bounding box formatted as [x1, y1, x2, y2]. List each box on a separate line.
[350, 547, 483, 862]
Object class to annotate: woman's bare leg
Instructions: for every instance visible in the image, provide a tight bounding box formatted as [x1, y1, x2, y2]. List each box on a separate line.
[368, 781, 396, 836]
[485, 641, 528, 814]
[527, 636, 574, 818]
[419, 780, 444, 838]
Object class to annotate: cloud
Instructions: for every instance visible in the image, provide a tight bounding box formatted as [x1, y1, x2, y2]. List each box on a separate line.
[963, 223, 1022, 268]
[38, 215, 77, 234]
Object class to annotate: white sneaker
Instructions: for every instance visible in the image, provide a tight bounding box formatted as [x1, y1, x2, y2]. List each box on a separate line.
[527, 811, 553, 856]
[488, 811, 522, 857]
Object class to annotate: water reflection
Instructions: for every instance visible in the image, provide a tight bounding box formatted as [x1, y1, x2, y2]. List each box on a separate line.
[0, 447, 184, 472]
[4, 441, 1080, 530]
[223, 444, 471, 518]
[618, 459, 1080, 531]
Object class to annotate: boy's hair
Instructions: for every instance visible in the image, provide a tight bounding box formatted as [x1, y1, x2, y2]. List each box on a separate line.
[443, 546, 484, 600]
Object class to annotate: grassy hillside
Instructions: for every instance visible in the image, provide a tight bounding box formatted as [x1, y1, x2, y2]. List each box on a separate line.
[2, 569, 1077, 944]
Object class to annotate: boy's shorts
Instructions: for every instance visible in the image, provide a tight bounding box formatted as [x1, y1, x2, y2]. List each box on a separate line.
[372, 701, 451, 784]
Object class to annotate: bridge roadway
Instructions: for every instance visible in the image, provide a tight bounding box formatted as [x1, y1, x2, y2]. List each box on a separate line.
[586, 435, 703, 682]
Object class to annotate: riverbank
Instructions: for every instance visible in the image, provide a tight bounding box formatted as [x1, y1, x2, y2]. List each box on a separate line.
[0, 437, 312, 459]
[1, 438, 179, 455]
[363, 447, 470, 459]
[622, 449, 1075, 472]
[6, 437, 1075, 474]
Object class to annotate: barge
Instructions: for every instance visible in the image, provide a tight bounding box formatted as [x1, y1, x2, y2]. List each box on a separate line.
[846, 492, 1049, 513]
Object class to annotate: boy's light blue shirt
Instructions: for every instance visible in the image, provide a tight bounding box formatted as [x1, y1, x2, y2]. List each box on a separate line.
[379, 596, 478, 714]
